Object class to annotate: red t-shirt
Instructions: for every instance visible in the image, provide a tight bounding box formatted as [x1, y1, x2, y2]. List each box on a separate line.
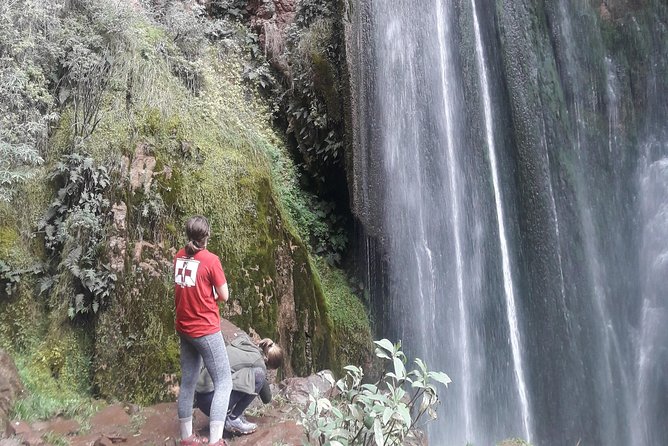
[174, 248, 227, 337]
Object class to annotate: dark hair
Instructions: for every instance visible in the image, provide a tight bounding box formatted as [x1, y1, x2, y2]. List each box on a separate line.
[259, 338, 284, 369]
[184, 215, 210, 256]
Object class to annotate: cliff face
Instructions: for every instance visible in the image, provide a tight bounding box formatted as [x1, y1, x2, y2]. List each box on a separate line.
[0, 0, 372, 407]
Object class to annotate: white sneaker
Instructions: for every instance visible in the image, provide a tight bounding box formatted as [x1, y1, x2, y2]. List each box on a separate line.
[225, 416, 256, 435]
[239, 415, 257, 431]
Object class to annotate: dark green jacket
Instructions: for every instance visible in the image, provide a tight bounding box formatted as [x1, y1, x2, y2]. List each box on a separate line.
[196, 334, 271, 401]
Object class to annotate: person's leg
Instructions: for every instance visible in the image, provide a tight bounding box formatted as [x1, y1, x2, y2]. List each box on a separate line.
[229, 367, 266, 418]
[194, 391, 214, 417]
[228, 391, 255, 419]
[193, 332, 232, 444]
[178, 335, 202, 440]
[226, 390, 245, 417]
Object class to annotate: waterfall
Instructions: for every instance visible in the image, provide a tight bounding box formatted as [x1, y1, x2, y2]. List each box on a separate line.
[636, 143, 668, 446]
[435, 0, 471, 439]
[470, 0, 532, 441]
[347, 0, 668, 444]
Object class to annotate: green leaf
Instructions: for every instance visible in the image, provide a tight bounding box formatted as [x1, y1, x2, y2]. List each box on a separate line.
[374, 348, 391, 360]
[343, 365, 361, 374]
[373, 417, 383, 446]
[382, 406, 393, 425]
[374, 339, 395, 355]
[393, 357, 406, 380]
[361, 383, 378, 393]
[429, 371, 452, 387]
[397, 405, 412, 427]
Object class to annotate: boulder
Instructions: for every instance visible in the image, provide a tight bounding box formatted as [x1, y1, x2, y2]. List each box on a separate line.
[0, 350, 23, 438]
[276, 369, 335, 408]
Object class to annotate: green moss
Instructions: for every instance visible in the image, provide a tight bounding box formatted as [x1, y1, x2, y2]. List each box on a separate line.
[0, 281, 95, 422]
[0, 1, 365, 407]
[94, 275, 179, 405]
[0, 282, 45, 352]
[0, 226, 19, 260]
[314, 259, 373, 372]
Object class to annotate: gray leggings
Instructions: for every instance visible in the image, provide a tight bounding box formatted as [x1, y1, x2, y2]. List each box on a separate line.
[178, 331, 232, 422]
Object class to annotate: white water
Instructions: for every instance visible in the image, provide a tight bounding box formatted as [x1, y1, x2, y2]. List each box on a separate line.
[354, 1, 668, 444]
[470, 1, 532, 441]
[636, 151, 668, 446]
[435, 0, 472, 439]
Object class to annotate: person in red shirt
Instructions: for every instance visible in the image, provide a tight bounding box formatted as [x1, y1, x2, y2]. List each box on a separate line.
[174, 216, 232, 446]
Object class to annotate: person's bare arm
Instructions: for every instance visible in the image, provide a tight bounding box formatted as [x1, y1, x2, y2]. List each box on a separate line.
[215, 283, 229, 302]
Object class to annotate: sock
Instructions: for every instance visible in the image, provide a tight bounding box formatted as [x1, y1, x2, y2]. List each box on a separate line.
[179, 416, 193, 439]
[210, 420, 225, 444]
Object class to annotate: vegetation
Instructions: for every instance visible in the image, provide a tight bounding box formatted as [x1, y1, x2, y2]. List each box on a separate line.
[39, 153, 115, 318]
[0, 0, 57, 201]
[0, 283, 98, 423]
[0, 0, 370, 410]
[316, 258, 373, 371]
[299, 339, 451, 446]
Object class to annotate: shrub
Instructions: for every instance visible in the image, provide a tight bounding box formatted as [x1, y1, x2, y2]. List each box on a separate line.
[38, 153, 116, 318]
[0, 0, 62, 201]
[299, 339, 451, 445]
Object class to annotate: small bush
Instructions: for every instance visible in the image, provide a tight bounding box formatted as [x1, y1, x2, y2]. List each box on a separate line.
[0, 0, 60, 200]
[38, 153, 116, 318]
[300, 339, 451, 445]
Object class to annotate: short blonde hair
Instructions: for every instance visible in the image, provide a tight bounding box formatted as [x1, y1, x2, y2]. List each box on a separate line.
[259, 338, 284, 369]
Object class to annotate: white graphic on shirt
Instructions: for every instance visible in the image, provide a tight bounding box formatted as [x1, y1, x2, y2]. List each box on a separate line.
[175, 258, 200, 287]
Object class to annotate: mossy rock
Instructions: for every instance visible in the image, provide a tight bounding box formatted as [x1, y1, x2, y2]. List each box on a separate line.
[1, 1, 369, 407]
[94, 273, 179, 405]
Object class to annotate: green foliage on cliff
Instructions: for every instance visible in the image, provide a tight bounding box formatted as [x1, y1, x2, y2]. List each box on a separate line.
[316, 258, 372, 370]
[0, 0, 370, 408]
[0, 0, 56, 201]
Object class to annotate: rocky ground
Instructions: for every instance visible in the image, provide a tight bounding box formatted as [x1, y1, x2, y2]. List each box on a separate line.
[3, 400, 307, 446]
[0, 319, 337, 446]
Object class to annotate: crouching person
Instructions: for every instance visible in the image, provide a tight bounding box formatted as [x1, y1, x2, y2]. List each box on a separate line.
[195, 335, 284, 435]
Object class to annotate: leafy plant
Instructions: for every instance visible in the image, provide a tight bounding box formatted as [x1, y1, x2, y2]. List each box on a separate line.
[208, 0, 249, 22]
[0, 0, 62, 201]
[38, 153, 116, 318]
[0, 260, 43, 298]
[281, 16, 345, 176]
[299, 339, 451, 445]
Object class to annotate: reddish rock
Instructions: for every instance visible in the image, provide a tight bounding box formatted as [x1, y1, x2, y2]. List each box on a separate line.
[0, 350, 23, 437]
[5, 421, 30, 438]
[246, 0, 296, 74]
[277, 370, 336, 408]
[93, 436, 114, 446]
[31, 417, 80, 436]
[90, 405, 131, 432]
[19, 432, 43, 446]
[227, 419, 303, 446]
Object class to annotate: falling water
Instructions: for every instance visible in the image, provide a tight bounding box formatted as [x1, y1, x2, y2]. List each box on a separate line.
[635, 141, 668, 445]
[347, 0, 668, 444]
[470, 0, 531, 441]
[435, 0, 471, 439]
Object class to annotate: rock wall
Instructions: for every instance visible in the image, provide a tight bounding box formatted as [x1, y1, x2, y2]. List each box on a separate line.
[0, 350, 23, 437]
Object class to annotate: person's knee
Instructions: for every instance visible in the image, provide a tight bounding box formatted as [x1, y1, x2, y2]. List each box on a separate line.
[253, 367, 266, 389]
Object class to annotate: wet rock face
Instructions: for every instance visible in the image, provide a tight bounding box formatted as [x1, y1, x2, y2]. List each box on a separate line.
[0, 350, 23, 437]
[601, 0, 647, 19]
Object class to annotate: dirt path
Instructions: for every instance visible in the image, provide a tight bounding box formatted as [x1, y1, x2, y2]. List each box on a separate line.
[3, 321, 311, 446]
[5, 402, 305, 446]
